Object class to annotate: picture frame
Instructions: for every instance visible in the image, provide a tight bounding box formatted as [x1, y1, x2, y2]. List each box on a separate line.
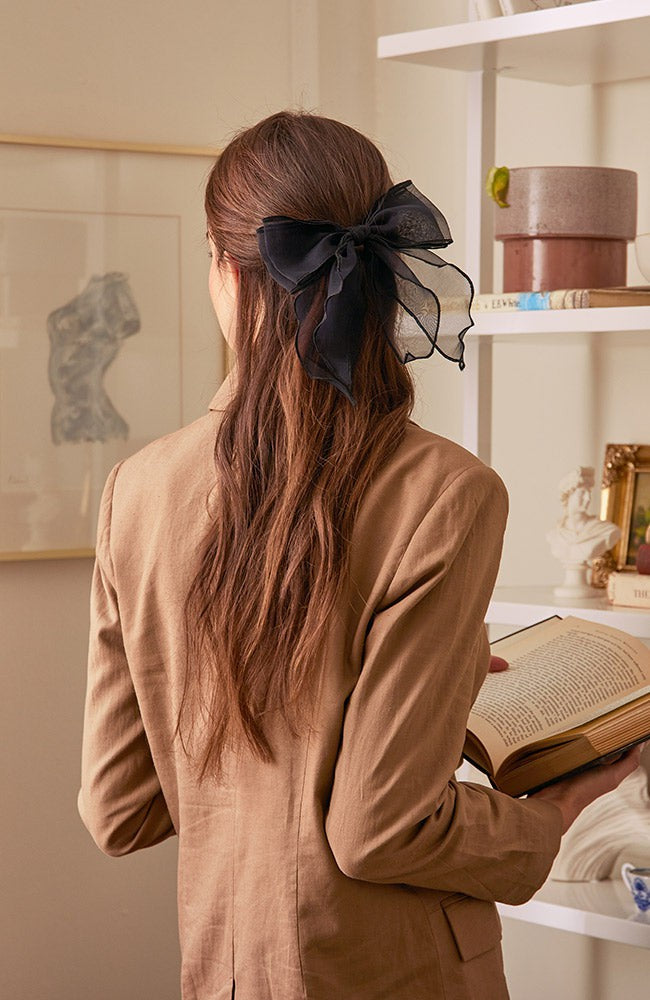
[0, 134, 223, 561]
[592, 443, 650, 586]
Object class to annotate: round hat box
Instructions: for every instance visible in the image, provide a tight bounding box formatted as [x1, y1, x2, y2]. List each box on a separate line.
[494, 167, 638, 292]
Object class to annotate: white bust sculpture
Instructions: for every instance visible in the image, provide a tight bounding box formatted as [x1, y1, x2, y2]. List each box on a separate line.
[547, 466, 621, 599]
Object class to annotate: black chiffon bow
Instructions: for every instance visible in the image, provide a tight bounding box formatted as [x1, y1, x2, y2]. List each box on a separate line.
[256, 180, 474, 404]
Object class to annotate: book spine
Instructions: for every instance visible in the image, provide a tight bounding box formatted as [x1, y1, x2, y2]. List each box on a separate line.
[606, 572, 650, 609]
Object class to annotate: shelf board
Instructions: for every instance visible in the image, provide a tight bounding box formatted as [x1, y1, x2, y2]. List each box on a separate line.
[488, 585, 650, 637]
[377, 0, 650, 86]
[468, 305, 650, 338]
[498, 878, 650, 949]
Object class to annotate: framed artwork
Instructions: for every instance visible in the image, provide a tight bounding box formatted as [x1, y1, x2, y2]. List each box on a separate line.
[592, 443, 650, 585]
[0, 135, 223, 560]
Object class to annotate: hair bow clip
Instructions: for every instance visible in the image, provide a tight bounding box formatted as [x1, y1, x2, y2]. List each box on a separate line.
[257, 180, 474, 404]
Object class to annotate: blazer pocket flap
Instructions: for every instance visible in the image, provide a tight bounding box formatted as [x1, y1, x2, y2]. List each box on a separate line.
[441, 896, 502, 962]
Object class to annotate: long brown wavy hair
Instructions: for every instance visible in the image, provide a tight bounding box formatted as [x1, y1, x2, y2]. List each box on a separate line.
[178, 111, 415, 780]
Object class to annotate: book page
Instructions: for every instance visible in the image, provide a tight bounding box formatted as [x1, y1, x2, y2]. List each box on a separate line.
[467, 617, 650, 773]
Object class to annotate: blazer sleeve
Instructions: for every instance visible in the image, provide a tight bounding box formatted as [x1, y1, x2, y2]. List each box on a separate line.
[77, 463, 176, 857]
[325, 463, 563, 905]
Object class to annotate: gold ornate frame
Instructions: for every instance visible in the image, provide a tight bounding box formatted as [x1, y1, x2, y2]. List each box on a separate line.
[0, 133, 221, 561]
[592, 443, 650, 586]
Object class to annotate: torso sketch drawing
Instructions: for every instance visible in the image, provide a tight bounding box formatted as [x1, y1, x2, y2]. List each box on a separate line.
[47, 273, 140, 444]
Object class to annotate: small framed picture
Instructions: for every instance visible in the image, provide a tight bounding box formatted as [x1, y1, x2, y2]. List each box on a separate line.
[0, 136, 222, 560]
[593, 444, 650, 584]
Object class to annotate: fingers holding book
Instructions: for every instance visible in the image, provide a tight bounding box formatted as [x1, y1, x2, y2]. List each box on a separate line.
[531, 743, 644, 835]
[465, 616, 650, 798]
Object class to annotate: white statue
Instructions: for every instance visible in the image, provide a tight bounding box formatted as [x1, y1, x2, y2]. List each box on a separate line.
[546, 466, 621, 599]
[551, 765, 650, 882]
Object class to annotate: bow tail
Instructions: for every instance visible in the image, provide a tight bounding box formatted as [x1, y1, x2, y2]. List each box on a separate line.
[294, 252, 366, 405]
[373, 247, 473, 370]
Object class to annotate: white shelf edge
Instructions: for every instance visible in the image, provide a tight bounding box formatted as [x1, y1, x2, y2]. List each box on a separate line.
[468, 305, 650, 338]
[487, 586, 650, 638]
[377, 0, 650, 61]
[498, 883, 650, 950]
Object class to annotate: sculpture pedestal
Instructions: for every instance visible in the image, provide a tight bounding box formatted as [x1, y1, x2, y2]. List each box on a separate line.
[553, 563, 601, 600]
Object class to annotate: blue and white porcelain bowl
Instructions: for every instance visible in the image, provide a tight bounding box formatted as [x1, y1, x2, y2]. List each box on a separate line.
[621, 863, 650, 913]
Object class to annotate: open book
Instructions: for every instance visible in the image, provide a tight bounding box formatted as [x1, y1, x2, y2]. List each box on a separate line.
[463, 616, 650, 797]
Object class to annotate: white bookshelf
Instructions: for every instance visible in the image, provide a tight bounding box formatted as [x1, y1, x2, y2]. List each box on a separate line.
[379, 0, 650, 638]
[378, 1, 650, 461]
[379, 0, 650, 949]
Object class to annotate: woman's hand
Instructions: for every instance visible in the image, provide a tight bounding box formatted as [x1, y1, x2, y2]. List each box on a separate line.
[489, 655, 508, 673]
[530, 745, 644, 834]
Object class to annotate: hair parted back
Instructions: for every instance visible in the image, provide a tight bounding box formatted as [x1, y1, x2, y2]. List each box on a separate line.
[179, 110, 415, 780]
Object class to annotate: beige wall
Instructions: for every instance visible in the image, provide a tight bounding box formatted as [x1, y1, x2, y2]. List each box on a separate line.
[1, 3, 376, 998]
[1, 559, 182, 999]
[3, 1, 650, 997]
[0, 0, 292, 146]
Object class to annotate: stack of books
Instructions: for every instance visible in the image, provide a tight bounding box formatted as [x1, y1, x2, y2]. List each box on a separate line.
[474, 286, 650, 311]
[607, 573, 650, 610]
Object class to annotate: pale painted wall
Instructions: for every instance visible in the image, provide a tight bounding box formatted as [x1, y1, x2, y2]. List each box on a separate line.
[0, 0, 292, 146]
[3, 1, 650, 997]
[1, 558, 183, 999]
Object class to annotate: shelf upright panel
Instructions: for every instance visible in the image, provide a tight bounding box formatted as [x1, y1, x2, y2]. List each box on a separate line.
[462, 59, 496, 464]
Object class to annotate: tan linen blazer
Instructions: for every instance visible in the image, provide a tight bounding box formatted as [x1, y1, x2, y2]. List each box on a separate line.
[79, 373, 563, 1000]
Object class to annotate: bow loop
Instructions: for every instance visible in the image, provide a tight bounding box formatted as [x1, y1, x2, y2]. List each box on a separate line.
[257, 181, 473, 404]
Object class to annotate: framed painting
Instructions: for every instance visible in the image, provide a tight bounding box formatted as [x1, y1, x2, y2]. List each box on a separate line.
[0, 136, 223, 560]
[592, 443, 650, 585]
